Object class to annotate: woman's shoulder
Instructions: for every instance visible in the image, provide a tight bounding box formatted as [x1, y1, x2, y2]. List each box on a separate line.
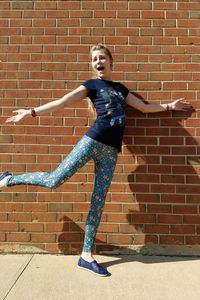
[82, 78, 98, 89]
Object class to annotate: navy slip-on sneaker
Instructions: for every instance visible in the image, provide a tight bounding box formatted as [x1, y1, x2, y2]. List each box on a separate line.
[78, 257, 108, 277]
[0, 171, 12, 181]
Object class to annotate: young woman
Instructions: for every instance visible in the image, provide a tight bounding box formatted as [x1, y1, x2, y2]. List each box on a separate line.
[0, 44, 192, 276]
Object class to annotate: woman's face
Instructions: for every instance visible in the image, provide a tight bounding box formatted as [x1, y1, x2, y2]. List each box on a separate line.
[91, 49, 113, 81]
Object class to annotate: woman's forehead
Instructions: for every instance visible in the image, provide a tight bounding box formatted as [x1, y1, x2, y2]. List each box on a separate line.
[91, 49, 108, 59]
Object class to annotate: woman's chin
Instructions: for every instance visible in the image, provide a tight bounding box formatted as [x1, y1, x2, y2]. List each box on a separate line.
[98, 73, 112, 81]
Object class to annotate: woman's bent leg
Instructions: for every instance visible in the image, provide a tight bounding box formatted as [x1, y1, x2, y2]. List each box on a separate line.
[82, 143, 118, 253]
[7, 136, 94, 189]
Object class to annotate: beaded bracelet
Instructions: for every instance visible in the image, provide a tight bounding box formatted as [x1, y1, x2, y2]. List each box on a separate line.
[31, 109, 37, 117]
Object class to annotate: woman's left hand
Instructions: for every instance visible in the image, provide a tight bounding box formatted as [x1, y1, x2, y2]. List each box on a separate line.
[170, 98, 193, 111]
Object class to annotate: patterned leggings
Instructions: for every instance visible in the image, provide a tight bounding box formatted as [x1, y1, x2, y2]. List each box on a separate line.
[7, 135, 118, 252]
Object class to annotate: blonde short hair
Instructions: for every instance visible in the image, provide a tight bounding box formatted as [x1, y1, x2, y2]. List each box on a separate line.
[90, 44, 113, 67]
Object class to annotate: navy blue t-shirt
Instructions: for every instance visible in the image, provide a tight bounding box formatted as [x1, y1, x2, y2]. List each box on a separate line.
[82, 79, 129, 152]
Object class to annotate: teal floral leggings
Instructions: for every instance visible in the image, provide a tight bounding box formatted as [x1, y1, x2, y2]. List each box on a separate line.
[7, 135, 118, 252]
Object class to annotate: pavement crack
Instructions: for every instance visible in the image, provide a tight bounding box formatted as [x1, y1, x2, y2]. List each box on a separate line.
[3, 254, 34, 300]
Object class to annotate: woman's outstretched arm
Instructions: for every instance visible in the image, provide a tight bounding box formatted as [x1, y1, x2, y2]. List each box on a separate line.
[6, 85, 88, 124]
[125, 92, 193, 113]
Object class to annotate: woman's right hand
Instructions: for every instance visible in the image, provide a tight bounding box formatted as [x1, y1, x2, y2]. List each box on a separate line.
[5, 109, 31, 124]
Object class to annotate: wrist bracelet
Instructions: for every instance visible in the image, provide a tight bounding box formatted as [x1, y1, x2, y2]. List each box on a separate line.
[31, 109, 37, 117]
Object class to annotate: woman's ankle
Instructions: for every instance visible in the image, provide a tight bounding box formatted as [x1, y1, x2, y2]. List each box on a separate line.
[81, 252, 94, 263]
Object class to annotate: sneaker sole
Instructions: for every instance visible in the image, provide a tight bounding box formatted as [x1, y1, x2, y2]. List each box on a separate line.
[77, 265, 108, 277]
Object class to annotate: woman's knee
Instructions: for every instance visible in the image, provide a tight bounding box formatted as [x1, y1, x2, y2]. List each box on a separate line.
[45, 178, 63, 189]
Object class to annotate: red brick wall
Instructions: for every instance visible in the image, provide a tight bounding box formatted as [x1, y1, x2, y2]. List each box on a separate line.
[0, 1, 200, 254]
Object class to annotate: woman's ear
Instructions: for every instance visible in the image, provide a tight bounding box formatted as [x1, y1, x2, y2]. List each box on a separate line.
[110, 60, 113, 70]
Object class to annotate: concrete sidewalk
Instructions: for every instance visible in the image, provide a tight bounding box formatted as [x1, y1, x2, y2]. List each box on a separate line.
[0, 254, 200, 300]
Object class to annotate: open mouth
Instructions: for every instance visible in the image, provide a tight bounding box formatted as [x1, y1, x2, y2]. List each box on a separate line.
[97, 66, 105, 71]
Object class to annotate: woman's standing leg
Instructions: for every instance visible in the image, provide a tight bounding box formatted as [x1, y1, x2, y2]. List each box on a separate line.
[81, 143, 118, 259]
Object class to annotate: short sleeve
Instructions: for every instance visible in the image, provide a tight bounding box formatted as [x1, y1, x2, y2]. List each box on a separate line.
[82, 79, 96, 100]
[118, 83, 129, 98]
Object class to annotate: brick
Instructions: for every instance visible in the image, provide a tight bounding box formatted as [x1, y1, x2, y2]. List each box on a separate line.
[171, 225, 195, 235]
[8, 213, 32, 222]
[154, 2, 176, 10]
[57, 36, 81, 45]
[70, 11, 92, 18]
[117, 10, 140, 19]
[119, 224, 140, 234]
[146, 235, 158, 244]
[166, 11, 189, 19]
[94, 11, 116, 19]
[145, 224, 169, 234]
[23, 203, 48, 212]
[81, 19, 103, 27]
[131, 214, 156, 224]
[160, 235, 184, 245]
[46, 223, 69, 232]
[32, 213, 57, 223]
[136, 194, 160, 203]
[7, 233, 31, 242]
[13, 193, 37, 203]
[48, 203, 73, 212]
[57, 1, 80, 10]
[49, 11, 69, 19]
[104, 19, 127, 27]
[99, 224, 119, 233]
[106, 2, 128, 10]
[11, 1, 33, 9]
[0, 212, 8, 221]
[0, 1, 9, 9]
[154, 37, 176, 45]
[108, 235, 133, 245]
[0, 233, 6, 242]
[141, 11, 164, 19]
[57, 233, 82, 243]
[173, 205, 198, 215]
[10, 36, 32, 44]
[20, 223, 44, 232]
[31, 233, 56, 243]
[33, 36, 56, 44]
[147, 204, 171, 214]
[183, 215, 200, 225]
[179, 2, 200, 10]
[186, 194, 200, 204]
[161, 175, 184, 184]
[106, 213, 129, 223]
[132, 234, 146, 245]
[82, 1, 104, 9]
[158, 215, 182, 224]
[185, 236, 200, 245]
[0, 223, 18, 231]
[140, 28, 163, 36]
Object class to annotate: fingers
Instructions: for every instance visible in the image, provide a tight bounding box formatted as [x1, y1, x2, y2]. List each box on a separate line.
[176, 97, 185, 102]
[5, 117, 14, 123]
[172, 98, 193, 111]
[5, 116, 19, 123]
[5, 110, 25, 123]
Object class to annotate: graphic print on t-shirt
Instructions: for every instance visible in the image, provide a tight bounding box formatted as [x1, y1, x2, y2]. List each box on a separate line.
[99, 87, 125, 116]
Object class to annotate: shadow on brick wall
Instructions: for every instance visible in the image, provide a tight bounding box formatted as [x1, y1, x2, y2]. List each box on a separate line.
[125, 96, 199, 251]
[57, 214, 200, 268]
[58, 99, 199, 258]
